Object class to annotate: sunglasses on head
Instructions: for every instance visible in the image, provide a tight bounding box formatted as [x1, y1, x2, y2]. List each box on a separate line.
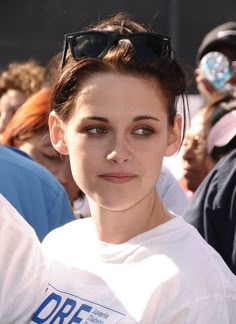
[61, 30, 174, 69]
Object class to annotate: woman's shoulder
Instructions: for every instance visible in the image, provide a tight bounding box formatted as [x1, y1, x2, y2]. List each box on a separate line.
[172, 219, 236, 296]
[149, 216, 236, 292]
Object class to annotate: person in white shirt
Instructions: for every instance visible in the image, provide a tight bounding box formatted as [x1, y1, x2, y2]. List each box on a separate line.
[33, 12, 236, 324]
[1, 12, 236, 324]
[0, 194, 48, 323]
[157, 165, 188, 214]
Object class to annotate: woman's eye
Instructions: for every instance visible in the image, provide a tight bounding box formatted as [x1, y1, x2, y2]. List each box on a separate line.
[86, 126, 107, 134]
[133, 128, 154, 136]
[42, 153, 61, 161]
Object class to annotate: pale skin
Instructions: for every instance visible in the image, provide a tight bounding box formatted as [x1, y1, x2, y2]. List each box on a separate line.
[49, 72, 182, 244]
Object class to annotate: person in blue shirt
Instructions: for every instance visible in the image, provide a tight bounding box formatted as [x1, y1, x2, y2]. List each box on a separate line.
[0, 144, 73, 241]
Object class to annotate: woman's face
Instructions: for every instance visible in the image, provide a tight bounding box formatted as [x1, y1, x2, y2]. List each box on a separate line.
[17, 131, 80, 203]
[182, 111, 209, 192]
[50, 73, 181, 211]
[0, 89, 26, 140]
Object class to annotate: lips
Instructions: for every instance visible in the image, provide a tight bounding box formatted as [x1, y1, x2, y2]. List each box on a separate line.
[99, 172, 136, 184]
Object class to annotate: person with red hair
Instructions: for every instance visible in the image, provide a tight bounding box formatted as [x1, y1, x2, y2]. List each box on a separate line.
[1, 87, 89, 218]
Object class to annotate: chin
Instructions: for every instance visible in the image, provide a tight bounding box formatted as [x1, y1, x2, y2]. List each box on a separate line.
[99, 200, 136, 212]
[185, 181, 198, 193]
[89, 193, 142, 212]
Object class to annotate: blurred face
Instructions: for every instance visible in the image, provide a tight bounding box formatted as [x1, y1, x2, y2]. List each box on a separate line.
[182, 112, 208, 192]
[50, 73, 181, 211]
[0, 89, 26, 140]
[17, 131, 80, 203]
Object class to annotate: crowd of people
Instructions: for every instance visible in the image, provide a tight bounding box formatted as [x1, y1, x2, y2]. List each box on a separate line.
[0, 12, 236, 323]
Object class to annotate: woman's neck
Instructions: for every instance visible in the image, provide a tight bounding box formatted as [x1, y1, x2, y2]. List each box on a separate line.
[88, 191, 173, 244]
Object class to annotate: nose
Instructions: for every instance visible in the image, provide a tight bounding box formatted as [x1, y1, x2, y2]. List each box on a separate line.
[106, 136, 132, 164]
[182, 144, 194, 161]
[182, 137, 198, 162]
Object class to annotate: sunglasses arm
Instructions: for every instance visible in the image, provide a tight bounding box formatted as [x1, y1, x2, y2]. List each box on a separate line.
[61, 37, 69, 70]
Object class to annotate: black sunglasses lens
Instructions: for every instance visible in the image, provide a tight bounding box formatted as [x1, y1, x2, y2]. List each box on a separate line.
[131, 35, 171, 62]
[72, 34, 109, 59]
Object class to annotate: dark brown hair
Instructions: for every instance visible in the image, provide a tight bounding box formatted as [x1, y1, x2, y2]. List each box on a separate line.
[51, 12, 189, 145]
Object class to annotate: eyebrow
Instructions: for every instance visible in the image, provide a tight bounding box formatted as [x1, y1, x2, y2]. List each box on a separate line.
[85, 116, 108, 122]
[83, 115, 160, 122]
[133, 115, 160, 122]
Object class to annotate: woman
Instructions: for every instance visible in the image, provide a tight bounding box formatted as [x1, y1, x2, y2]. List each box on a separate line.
[1, 13, 236, 323]
[31, 13, 236, 323]
[1, 87, 89, 218]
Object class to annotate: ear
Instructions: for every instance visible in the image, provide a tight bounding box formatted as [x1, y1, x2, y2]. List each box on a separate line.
[49, 111, 69, 155]
[165, 114, 182, 157]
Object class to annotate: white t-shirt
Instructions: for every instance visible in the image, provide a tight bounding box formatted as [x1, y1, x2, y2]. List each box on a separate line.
[157, 165, 188, 214]
[0, 194, 48, 324]
[32, 216, 236, 323]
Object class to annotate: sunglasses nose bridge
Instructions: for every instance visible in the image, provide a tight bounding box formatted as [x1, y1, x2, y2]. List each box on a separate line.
[103, 35, 123, 55]
[110, 34, 121, 46]
[114, 34, 134, 47]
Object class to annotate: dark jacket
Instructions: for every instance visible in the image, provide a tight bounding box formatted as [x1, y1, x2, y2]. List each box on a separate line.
[183, 149, 236, 274]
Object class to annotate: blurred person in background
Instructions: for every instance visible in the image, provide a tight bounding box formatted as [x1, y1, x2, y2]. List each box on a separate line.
[195, 21, 236, 104]
[180, 21, 236, 197]
[0, 59, 45, 141]
[183, 145, 236, 274]
[0, 193, 48, 322]
[205, 97, 236, 166]
[183, 94, 236, 273]
[0, 144, 73, 241]
[181, 107, 209, 197]
[1, 87, 90, 219]
[181, 93, 236, 197]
